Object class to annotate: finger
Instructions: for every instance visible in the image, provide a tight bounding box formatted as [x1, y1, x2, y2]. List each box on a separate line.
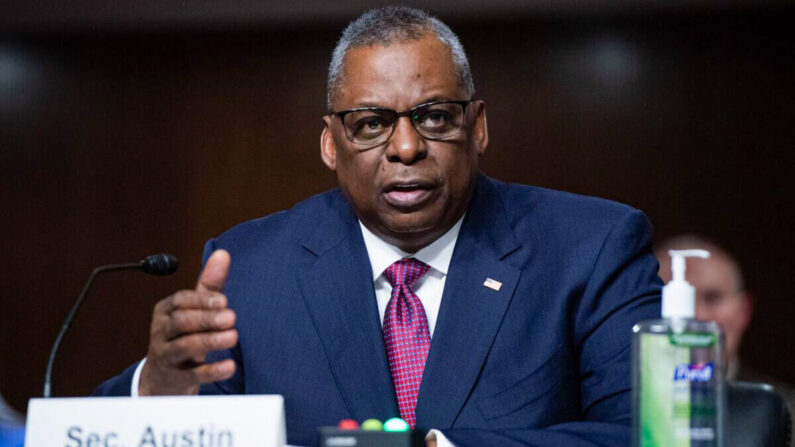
[165, 309, 236, 339]
[196, 249, 231, 293]
[171, 290, 227, 311]
[154, 290, 227, 316]
[160, 329, 238, 365]
[193, 359, 237, 384]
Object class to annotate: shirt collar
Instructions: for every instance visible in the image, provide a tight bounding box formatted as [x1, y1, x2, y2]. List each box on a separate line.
[359, 216, 464, 281]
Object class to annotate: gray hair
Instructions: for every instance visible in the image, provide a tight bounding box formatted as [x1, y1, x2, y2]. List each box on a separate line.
[327, 6, 475, 111]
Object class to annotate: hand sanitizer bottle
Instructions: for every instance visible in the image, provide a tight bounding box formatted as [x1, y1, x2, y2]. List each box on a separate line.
[632, 249, 726, 447]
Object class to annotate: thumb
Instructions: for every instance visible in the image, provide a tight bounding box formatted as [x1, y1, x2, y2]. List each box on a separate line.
[196, 249, 231, 293]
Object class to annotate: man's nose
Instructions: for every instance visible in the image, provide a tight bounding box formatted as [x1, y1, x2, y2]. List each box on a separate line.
[695, 300, 714, 322]
[385, 116, 427, 164]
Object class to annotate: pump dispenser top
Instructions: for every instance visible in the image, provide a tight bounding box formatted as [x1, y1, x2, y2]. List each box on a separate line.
[661, 249, 710, 318]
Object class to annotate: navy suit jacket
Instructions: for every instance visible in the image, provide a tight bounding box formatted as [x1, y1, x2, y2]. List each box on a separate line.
[95, 175, 662, 447]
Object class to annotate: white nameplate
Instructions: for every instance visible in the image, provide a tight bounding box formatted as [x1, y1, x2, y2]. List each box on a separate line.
[25, 395, 286, 447]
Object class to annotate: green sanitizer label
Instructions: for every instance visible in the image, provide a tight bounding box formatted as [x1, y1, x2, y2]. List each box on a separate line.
[640, 333, 694, 447]
[669, 332, 716, 347]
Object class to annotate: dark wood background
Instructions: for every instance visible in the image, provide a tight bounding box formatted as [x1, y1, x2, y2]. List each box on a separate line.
[1, 5, 793, 414]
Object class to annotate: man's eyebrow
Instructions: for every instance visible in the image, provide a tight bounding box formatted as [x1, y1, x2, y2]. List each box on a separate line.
[353, 102, 386, 109]
[349, 97, 455, 110]
[417, 96, 451, 105]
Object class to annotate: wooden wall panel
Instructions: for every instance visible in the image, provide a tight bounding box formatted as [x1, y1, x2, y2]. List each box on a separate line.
[1, 12, 792, 413]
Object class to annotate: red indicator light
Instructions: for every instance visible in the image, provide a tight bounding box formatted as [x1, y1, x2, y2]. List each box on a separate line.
[337, 419, 359, 430]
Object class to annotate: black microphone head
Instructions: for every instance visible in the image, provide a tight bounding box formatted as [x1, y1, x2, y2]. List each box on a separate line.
[141, 254, 179, 275]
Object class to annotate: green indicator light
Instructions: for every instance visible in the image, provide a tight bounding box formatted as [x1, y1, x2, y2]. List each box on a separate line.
[383, 417, 409, 432]
[361, 419, 383, 431]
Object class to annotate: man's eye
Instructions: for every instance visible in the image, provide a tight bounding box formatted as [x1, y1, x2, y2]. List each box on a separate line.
[702, 291, 725, 305]
[354, 116, 389, 135]
[416, 111, 451, 128]
[356, 116, 386, 132]
[364, 119, 385, 130]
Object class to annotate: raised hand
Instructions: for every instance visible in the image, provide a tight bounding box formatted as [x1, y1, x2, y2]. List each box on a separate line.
[139, 249, 238, 395]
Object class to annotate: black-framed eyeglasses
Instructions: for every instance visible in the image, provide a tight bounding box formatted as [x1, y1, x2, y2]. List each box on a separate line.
[330, 100, 473, 149]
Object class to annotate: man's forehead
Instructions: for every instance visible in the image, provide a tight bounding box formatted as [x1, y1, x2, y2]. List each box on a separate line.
[335, 35, 464, 109]
[688, 256, 740, 288]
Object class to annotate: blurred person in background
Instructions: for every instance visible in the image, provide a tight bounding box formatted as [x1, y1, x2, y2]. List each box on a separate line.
[656, 235, 751, 377]
[656, 234, 794, 444]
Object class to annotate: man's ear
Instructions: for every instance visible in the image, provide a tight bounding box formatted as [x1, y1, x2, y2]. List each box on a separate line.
[320, 115, 337, 171]
[471, 100, 489, 156]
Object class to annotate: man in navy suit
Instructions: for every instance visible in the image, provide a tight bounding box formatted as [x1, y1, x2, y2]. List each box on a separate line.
[95, 7, 661, 446]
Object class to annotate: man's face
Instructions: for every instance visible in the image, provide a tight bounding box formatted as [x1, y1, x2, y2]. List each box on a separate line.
[658, 254, 751, 365]
[321, 34, 488, 253]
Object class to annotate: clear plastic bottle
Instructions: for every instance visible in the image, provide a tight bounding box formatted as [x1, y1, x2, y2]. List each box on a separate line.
[632, 250, 726, 447]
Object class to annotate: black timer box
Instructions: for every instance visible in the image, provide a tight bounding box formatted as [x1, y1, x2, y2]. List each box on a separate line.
[318, 427, 425, 447]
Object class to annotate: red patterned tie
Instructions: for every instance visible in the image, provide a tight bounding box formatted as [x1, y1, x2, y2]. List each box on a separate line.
[382, 257, 431, 429]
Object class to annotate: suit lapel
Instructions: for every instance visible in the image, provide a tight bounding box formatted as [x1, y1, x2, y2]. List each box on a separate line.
[416, 176, 522, 429]
[296, 192, 398, 420]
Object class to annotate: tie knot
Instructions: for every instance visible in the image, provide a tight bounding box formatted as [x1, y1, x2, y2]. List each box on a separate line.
[383, 258, 430, 288]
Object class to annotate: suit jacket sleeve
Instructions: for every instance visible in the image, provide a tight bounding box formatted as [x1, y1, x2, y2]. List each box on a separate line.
[92, 362, 140, 396]
[440, 209, 661, 447]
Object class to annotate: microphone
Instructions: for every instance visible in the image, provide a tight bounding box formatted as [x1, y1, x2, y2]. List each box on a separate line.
[141, 253, 178, 275]
[43, 254, 179, 398]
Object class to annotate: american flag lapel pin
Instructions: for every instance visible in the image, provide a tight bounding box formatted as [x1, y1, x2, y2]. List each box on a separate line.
[483, 277, 502, 291]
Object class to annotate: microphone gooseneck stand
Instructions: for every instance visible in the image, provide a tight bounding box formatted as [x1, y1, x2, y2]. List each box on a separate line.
[43, 255, 178, 398]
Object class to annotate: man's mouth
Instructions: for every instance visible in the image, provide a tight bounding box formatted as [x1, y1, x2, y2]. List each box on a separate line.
[383, 182, 435, 209]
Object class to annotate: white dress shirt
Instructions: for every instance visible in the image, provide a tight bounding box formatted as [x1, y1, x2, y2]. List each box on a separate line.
[132, 218, 464, 447]
[360, 217, 462, 338]
[359, 218, 462, 447]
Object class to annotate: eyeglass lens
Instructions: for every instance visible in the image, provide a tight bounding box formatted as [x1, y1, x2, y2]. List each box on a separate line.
[343, 102, 465, 146]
